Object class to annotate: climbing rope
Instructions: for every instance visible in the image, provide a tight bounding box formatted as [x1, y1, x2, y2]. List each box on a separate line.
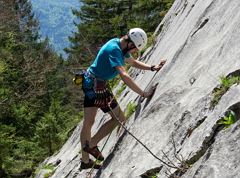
[108, 105, 178, 169]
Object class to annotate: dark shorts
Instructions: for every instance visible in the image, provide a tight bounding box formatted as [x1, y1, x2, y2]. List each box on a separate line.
[82, 72, 118, 113]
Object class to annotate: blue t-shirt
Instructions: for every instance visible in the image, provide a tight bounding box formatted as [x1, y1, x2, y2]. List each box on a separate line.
[88, 38, 131, 80]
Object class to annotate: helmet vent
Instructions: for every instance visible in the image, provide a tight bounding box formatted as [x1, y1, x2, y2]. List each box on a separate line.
[128, 28, 147, 50]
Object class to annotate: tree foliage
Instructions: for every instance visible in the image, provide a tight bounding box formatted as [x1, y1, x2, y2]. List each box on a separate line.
[0, 0, 82, 177]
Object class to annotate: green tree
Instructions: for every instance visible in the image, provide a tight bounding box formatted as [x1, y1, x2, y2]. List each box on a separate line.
[34, 99, 80, 156]
[0, 0, 82, 176]
[0, 125, 15, 177]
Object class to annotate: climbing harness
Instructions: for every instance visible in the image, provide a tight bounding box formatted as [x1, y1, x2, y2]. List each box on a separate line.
[93, 79, 113, 108]
[73, 69, 114, 108]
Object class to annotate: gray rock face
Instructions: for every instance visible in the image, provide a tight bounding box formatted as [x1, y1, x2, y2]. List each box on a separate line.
[36, 0, 240, 177]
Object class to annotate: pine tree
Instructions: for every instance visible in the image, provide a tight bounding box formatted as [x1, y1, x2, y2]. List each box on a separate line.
[0, 125, 15, 177]
[0, 0, 80, 176]
[35, 99, 70, 155]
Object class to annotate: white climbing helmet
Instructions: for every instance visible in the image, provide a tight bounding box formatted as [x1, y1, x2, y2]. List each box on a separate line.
[128, 28, 148, 50]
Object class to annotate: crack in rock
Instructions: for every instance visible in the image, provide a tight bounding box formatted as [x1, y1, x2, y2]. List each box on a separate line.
[140, 166, 163, 178]
[169, 102, 240, 177]
[210, 69, 240, 109]
[191, 18, 209, 37]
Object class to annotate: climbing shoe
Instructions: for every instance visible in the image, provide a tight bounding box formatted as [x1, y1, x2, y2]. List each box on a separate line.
[83, 145, 104, 161]
[80, 159, 101, 170]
